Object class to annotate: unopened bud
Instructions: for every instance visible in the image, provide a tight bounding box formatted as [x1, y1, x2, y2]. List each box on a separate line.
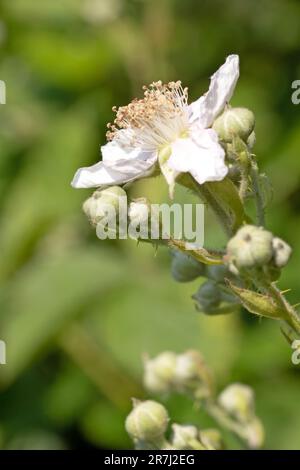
[143, 352, 177, 394]
[218, 383, 255, 423]
[128, 198, 159, 240]
[83, 186, 126, 226]
[192, 281, 221, 312]
[205, 265, 231, 283]
[171, 424, 205, 450]
[226, 225, 273, 271]
[128, 198, 150, 225]
[125, 399, 169, 444]
[213, 107, 255, 143]
[171, 251, 205, 283]
[174, 350, 212, 397]
[272, 237, 292, 268]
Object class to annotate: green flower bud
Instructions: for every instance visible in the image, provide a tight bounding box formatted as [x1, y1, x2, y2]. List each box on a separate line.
[171, 251, 205, 283]
[171, 424, 205, 450]
[192, 281, 221, 311]
[272, 237, 292, 268]
[212, 107, 255, 143]
[125, 399, 169, 444]
[226, 225, 273, 271]
[218, 383, 255, 423]
[83, 186, 127, 226]
[199, 429, 224, 450]
[143, 352, 177, 394]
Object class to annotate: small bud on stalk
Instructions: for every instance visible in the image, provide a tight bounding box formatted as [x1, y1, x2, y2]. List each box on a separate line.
[174, 350, 213, 398]
[125, 399, 169, 446]
[218, 383, 255, 422]
[218, 383, 264, 448]
[143, 350, 213, 399]
[83, 186, 127, 226]
[226, 225, 273, 272]
[171, 424, 206, 450]
[143, 352, 177, 394]
[192, 281, 221, 311]
[213, 107, 255, 144]
[171, 251, 205, 282]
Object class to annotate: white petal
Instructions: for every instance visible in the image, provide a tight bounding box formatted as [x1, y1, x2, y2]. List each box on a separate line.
[71, 150, 157, 188]
[189, 54, 239, 128]
[101, 130, 139, 163]
[168, 130, 228, 185]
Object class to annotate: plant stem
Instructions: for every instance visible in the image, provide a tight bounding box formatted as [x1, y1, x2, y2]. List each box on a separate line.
[266, 282, 300, 334]
[238, 150, 250, 202]
[204, 400, 251, 449]
[251, 159, 265, 226]
[179, 174, 233, 237]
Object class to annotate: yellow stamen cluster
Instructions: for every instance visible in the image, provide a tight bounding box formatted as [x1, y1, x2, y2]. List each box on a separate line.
[106, 81, 188, 142]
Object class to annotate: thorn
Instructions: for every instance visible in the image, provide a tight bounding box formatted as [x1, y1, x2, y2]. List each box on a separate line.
[280, 289, 291, 295]
[292, 303, 300, 309]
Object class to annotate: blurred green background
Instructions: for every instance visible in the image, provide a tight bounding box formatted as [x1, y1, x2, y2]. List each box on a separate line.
[0, 0, 300, 450]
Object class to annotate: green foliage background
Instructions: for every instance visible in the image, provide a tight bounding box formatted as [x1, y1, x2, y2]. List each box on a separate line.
[0, 0, 300, 449]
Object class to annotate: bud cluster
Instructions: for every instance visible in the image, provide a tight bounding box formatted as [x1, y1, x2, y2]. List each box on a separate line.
[218, 383, 264, 448]
[125, 399, 223, 450]
[225, 224, 292, 275]
[143, 350, 213, 399]
[171, 251, 239, 315]
[126, 350, 264, 450]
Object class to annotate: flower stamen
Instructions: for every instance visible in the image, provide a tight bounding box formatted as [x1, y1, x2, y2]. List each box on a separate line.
[106, 81, 189, 151]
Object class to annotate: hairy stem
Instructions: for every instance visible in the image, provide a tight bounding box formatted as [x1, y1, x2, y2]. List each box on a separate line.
[251, 159, 265, 226]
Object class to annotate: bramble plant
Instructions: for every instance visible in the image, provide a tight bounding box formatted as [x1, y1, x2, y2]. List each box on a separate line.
[72, 54, 299, 449]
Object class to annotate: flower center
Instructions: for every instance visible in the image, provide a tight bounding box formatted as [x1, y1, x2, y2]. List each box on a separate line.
[106, 81, 190, 151]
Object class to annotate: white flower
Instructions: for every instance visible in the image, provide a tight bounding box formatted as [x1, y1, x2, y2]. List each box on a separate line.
[71, 55, 239, 195]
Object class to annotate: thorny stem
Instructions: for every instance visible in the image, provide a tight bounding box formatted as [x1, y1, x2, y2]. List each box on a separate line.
[264, 281, 300, 335]
[238, 151, 250, 202]
[251, 270, 300, 335]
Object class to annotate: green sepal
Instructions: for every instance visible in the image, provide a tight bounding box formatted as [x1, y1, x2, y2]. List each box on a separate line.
[169, 238, 223, 266]
[226, 279, 287, 320]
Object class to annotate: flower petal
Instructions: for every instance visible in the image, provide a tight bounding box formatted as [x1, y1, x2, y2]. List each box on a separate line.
[71, 148, 157, 188]
[189, 55, 239, 128]
[168, 129, 228, 185]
